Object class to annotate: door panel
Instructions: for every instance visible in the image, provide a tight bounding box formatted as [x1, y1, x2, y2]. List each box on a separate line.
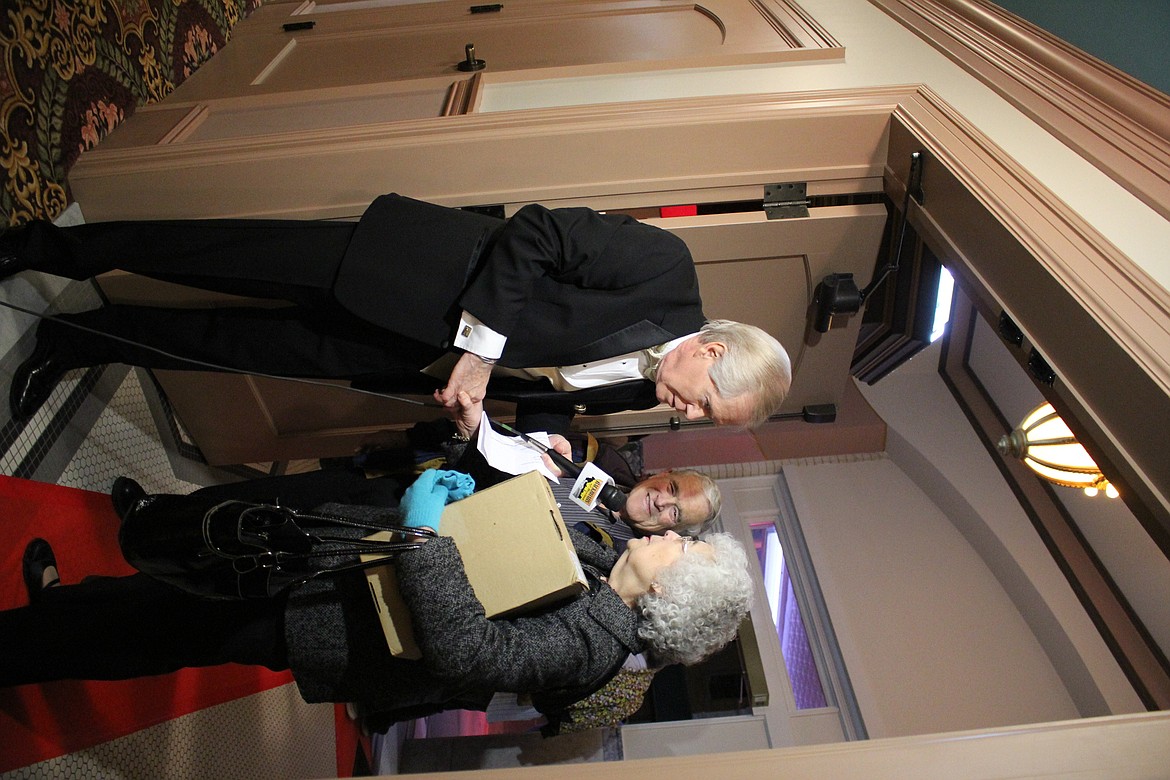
[98, 203, 886, 464]
[153, 374, 519, 466]
[162, 0, 841, 103]
[256, 11, 720, 90]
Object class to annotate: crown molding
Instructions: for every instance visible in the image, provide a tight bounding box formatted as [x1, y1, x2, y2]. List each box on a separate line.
[870, 0, 1170, 221]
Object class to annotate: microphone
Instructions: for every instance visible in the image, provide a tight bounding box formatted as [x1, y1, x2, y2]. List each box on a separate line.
[539, 444, 628, 515]
[490, 421, 628, 514]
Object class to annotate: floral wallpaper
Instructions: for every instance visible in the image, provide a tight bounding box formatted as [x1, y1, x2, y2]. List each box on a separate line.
[0, 0, 261, 225]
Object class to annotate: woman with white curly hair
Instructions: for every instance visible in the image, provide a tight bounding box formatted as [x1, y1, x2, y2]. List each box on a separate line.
[633, 531, 753, 667]
[2, 475, 753, 733]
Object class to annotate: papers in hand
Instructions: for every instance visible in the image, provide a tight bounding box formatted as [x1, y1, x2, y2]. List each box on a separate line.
[475, 411, 561, 482]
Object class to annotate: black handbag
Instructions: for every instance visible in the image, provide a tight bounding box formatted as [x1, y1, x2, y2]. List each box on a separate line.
[118, 493, 434, 600]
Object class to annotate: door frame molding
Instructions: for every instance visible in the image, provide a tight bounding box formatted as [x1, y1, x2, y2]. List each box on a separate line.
[869, 0, 1170, 221]
[884, 88, 1170, 556]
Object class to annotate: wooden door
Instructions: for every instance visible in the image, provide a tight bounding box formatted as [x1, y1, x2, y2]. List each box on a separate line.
[98, 202, 886, 464]
[160, 0, 840, 103]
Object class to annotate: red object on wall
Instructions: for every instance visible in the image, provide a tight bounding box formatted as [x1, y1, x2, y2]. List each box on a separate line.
[660, 205, 698, 217]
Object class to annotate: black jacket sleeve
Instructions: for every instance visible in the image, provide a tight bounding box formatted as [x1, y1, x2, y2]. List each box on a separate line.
[458, 204, 697, 339]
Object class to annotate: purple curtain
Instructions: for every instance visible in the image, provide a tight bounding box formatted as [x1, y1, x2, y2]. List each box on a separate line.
[778, 562, 828, 709]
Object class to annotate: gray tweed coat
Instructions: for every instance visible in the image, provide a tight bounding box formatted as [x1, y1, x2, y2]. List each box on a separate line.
[282, 503, 644, 723]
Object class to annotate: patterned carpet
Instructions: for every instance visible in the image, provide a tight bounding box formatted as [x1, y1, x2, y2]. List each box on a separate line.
[1, 0, 261, 225]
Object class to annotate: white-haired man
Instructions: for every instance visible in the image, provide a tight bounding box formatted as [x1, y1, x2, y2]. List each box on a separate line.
[4, 195, 791, 430]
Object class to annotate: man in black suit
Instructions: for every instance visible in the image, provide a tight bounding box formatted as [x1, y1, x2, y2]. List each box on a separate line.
[2, 195, 791, 430]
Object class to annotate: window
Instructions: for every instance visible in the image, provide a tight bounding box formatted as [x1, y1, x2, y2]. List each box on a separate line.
[750, 524, 828, 709]
[931, 267, 955, 342]
[725, 472, 867, 741]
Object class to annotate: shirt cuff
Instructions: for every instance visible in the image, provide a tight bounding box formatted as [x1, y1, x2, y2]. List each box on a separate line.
[454, 311, 507, 360]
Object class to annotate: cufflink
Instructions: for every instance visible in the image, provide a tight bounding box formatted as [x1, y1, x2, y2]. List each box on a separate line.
[461, 325, 473, 338]
[574, 404, 587, 413]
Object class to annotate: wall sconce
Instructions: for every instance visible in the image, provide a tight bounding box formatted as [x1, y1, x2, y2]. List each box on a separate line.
[997, 402, 1118, 498]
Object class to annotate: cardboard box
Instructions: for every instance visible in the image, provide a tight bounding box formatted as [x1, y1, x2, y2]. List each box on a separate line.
[363, 470, 588, 658]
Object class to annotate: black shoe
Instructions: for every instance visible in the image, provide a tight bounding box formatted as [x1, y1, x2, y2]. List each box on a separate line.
[22, 537, 59, 603]
[111, 476, 146, 519]
[0, 223, 33, 280]
[9, 320, 70, 422]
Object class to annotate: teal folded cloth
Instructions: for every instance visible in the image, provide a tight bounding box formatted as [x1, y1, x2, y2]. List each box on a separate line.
[400, 469, 475, 531]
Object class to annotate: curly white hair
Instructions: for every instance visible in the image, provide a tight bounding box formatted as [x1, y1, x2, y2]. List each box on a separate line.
[636, 531, 753, 667]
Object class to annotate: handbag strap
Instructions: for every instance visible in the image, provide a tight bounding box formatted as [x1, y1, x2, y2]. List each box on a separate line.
[202, 500, 437, 575]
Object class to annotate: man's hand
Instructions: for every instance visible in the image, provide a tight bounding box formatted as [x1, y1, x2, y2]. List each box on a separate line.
[541, 433, 574, 477]
[435, 352, 493, 408]
[452, 391, 483, 441]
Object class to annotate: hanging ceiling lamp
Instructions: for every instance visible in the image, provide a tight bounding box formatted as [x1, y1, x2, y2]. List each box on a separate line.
[997, 402, 1119, 498]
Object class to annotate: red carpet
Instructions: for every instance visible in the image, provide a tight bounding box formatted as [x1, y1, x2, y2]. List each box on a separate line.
[0, 477, 294, 773]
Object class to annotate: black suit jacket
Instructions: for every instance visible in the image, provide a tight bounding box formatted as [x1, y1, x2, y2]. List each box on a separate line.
[335, 194, 706, 428]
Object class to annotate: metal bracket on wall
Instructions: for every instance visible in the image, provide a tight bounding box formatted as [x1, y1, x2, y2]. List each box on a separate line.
[998, 311, 1025, 347]
[1027, 349, 1056, 386]
[764, 182, 810, 219]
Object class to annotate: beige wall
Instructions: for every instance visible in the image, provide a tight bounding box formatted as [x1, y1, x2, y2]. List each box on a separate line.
[855, 341, 1144, 718]
[783, 456, 1084, 736]
[698, 335, 1151, 739]
[637, 321, 1155, 738]
[682, 341, 1146, 741]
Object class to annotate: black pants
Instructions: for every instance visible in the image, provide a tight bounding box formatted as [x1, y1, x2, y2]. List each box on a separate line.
[19, 218, 353, 301]
[17, 218, 444, 378]
[0, 573, 289, 687]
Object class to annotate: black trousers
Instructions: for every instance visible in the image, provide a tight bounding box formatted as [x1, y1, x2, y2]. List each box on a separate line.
[0, 573, 289, 687]
[18, 218, 445, 378]
[20, 217, 353, 301]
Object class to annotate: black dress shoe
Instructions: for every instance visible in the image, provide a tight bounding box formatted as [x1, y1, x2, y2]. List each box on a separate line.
[22, 537, 59, 603]
[0, 223, 33, 280]
[0, 252, 30, 279]
[9, 321, 69, 422]
[111, 476, 146, 519]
